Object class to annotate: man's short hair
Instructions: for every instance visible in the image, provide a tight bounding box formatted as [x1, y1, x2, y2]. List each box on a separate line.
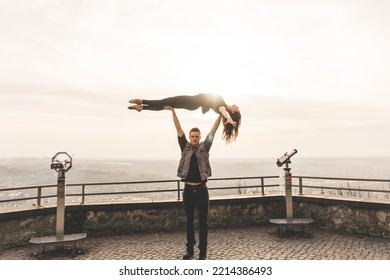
[190, 127, 200, 134]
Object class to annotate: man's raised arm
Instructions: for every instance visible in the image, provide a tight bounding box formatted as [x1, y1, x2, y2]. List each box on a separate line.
[209, 115, 222, 138]
[165, 106, 184, 137]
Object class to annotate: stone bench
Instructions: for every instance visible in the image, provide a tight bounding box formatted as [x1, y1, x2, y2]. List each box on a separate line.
[29, 233, 87, 258]
[269, 218, 314, 237]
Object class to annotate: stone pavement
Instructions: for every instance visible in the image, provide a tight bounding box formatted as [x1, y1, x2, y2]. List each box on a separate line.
[1, 226, 389, 260]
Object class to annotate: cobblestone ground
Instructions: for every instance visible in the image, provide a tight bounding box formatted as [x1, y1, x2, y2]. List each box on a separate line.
[1, 226, 389, 260]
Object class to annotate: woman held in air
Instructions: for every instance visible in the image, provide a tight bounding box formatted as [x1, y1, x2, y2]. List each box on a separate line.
[128, 93, 241, 143]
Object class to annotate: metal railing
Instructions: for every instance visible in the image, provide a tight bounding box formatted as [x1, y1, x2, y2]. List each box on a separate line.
[0, 176, 280, 208]
[2, 175, 390, 210]
[293, 176, 390, 198]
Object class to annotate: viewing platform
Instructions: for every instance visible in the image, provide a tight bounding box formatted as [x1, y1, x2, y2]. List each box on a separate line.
[1, 226, 390, 260]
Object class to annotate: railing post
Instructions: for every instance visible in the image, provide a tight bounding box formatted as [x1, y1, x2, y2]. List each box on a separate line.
[37, 186, 42, 207]
[261, 177, 265, 196]
[81, 185, 85, 204]
[299, 177, 303, 195]
[177, 181, 181, 200]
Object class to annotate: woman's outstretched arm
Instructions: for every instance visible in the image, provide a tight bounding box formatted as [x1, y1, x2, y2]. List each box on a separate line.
[218, 106, 237, 126]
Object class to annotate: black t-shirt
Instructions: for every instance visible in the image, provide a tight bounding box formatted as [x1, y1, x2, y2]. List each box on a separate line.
[178, 134, 213, 182]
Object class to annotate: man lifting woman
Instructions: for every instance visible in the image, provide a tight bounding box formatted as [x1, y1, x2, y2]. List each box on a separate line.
[128, 93, 241, 143]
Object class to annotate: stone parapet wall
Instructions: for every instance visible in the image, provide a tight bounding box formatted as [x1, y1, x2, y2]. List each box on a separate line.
[1, 195, 389, 250]
[294, 195, 390, 238]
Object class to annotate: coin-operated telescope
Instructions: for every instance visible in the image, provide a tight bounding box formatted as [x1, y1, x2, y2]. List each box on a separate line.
[51, 152, 72, 235]
[276, 149, 297, 168]
[276, 149, 298, 218]
[51, 152, 72, 172]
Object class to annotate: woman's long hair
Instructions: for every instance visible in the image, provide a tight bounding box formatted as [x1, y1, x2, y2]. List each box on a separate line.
[222, 111, 241, 143]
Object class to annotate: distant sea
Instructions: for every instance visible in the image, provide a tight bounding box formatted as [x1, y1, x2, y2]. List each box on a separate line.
[1, 157, 390, 207]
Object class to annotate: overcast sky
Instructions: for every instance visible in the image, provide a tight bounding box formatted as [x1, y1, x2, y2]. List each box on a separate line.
[1, 0, 389, 159]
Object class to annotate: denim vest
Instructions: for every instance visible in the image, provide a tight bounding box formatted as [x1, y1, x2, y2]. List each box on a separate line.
[177, 142, 212, 181]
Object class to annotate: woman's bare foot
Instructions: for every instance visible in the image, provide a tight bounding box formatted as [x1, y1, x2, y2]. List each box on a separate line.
[129, 99, 143, 105]
[127, 104, 143, 112]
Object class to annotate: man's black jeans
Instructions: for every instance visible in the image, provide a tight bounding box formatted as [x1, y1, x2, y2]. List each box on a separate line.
[183, 185, 209, 253]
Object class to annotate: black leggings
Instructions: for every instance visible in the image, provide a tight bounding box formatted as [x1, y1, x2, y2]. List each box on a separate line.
[142, 95, 204, 111]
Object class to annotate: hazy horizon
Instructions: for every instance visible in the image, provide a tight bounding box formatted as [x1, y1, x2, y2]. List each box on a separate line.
[2, 155, 390, 161]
